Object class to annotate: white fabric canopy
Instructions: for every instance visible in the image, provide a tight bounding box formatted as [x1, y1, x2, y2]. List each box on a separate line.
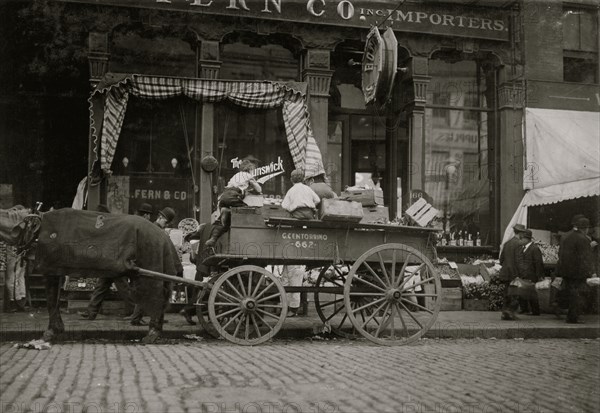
[501, 108, 600, 248]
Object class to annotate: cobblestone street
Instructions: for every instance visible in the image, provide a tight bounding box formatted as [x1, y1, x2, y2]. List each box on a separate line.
[1, 338, 598, 413]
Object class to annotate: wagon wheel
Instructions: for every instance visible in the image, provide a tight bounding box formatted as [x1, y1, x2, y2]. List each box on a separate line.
[195, 287, 220, 339]
[208, 265, 287, 345]
[344, 243, 441, 346]
[314, 264, 367, 338]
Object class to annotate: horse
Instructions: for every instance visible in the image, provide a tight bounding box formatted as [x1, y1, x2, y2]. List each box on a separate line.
[0, 206, 183, 344]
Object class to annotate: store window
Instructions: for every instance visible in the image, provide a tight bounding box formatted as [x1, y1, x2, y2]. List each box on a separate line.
[213, 103, 295, 205]
[563, 6, 598, 83]
[212, 38, 300, 205]
[425, 58, 491, 245]
[110, 96, 197, 219]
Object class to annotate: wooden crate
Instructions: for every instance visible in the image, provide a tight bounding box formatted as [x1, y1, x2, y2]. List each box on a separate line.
[424, 286, 462, 311]
[341, 189, 384, 207]
[319, 199, 364, 222]
[405, 198, 438, 227]
[360, 206, 389, 224]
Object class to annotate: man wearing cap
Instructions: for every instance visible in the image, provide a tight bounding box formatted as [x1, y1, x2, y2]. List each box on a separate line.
[558, 217, 596, 324]
[498, 224, 527, 320]
[516, 229, 545, 316]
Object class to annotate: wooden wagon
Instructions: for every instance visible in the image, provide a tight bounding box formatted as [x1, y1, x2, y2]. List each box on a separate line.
[159, 208, 443, 346]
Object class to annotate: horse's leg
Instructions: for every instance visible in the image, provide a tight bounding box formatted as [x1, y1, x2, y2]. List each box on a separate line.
[42, 275, 64, 341]
[141, 281, 170, 344]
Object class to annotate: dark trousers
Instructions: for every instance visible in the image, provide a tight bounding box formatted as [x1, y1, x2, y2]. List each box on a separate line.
[88, 277, 132, 315]
[564, 279, 587, 323]
[501, 280, 519, 316]
[518, 292, 540, 315]
[290, 207, 315, 220]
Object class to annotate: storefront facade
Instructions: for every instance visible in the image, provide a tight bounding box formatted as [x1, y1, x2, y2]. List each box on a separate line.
[3, 0, 532, 253]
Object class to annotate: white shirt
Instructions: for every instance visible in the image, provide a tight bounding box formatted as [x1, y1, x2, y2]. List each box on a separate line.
[281, 183, 320, 212]
[227, 171, 254, 192]
[523, 241, 533, 252]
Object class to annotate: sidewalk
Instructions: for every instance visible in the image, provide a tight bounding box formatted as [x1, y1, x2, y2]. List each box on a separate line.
[1, 307, 599, 342]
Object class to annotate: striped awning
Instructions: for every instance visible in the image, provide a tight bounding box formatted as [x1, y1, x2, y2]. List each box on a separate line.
[89, 74, 325, 178]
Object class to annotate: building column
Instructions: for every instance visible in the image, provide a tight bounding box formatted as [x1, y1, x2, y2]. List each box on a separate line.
[497, 72, 525, 238]
[402, 56, 430, 208]
[301, 49, 334, 177]
[197, 40, 222, 223]
[87, 32, 110, 210]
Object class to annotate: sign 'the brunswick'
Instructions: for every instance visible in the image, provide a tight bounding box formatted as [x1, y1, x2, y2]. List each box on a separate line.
[60, 0, 510, 41]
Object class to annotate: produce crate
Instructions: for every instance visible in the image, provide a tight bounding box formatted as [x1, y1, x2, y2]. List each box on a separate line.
[424, 286, 462, 311]
[463, 298, 490, 311]
[340, 189, 384, 207]
[319, 199, 363, 222]
[360, 206, 389, 224]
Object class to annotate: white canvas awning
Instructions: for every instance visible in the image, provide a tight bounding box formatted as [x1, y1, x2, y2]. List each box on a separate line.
[501, 108, 600, 247]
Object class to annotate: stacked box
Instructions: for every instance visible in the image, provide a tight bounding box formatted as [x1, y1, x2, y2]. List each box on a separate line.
[319, 199, 363, 222]
[341, 189, 384, 206]
[360, 206, 389, 224]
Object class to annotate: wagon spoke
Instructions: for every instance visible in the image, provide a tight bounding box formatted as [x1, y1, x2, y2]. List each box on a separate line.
[395, 253, 412, 288]
[213, 302, 240, 307]
[233, 313, 245, 338]
[254, 282, 276, 300]
[236, 273, 247, 297]
[360, 300, 388, 329]
[377, 252, 392, 287]
[253, 311, 274, 333]
[352, 275, 387, 293]
[390, 249, 397, 287]
[220, 310, 242, 330]
[389, 304, 396, 339]
[319, 298, 345, 308]
[252, 273, 265, 297]
[373, 303, 391, 337]
[257, 304, 283, 309]
[395, 303, 409, 337]
[256, 308, 281, 320]
[250, 314, 262, 339]
[399, 263, 427, 290]
[399, 302, 423, 328]
[216, 289, 240, 303]
[401, 276, 435, 293]
[361, 261, 387, 289]
[352, 297, 386, 314]
[245, 315, 250, 340]
[256, 292, 282, 304]
[400, 298, 434, 314]
[215, 307, 241, 320]
[247, 271, 253, 297]
[324, 302, 346, 322]
[337, 312, 349, 331]
[225, 279, 244, 299]
[403, 293, 439, 298]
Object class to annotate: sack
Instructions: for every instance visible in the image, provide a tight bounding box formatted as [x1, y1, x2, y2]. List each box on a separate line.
[535, 278, 552, 290]
[509, 277, 535, 298]
[551, 277, 564, 291]
[587, 277, 600, 287]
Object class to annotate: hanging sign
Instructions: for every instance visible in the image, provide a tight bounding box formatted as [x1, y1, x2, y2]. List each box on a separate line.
[362, 26, 397, 107]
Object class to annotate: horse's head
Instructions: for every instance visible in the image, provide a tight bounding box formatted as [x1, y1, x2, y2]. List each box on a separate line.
[0, 206, 39, 246]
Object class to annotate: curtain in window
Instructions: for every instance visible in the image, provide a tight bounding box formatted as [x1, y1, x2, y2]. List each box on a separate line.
[90, 73, 324, 178]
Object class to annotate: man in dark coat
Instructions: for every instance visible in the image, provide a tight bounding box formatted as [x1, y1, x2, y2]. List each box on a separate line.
[516, 229, 545, 315]
[499, 224, 527, 320]
[558, 217, 595, 323]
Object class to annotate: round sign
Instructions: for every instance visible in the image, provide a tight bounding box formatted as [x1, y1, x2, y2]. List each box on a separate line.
[361, 26, 384, 105]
